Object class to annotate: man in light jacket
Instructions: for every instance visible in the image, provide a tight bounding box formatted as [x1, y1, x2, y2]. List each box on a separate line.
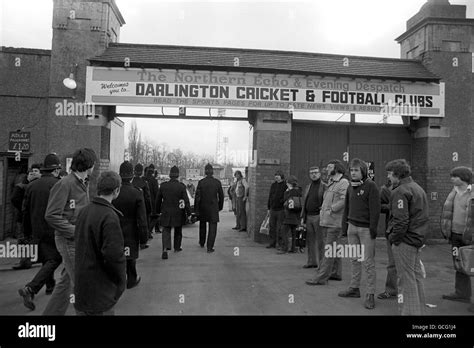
[306, 159, 349, 285]
[43, 148, 96, 315]
[440, 166, 474, 313]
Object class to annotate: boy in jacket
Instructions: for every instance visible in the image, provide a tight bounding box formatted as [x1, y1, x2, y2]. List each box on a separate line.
[277, 176, 302, 254]
[386, 159, 428, 315]
[74, 171, 126, 315]
[340, 159, 380, 309]
[440, 166, 474, 313]
[43, 148, 96, 315]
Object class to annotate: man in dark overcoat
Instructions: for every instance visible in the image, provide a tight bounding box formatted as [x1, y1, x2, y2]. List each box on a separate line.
[131, 163, 151, 237]
[195, 164, 224, 253]
[18, 154, 62, 310]
[112, 161, 148, 289]
[144, 164, 160, 234]
[156, 166, 191, 260]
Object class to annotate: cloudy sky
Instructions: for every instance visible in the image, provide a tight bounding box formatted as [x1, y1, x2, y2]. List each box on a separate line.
[1, 0, 473, 158]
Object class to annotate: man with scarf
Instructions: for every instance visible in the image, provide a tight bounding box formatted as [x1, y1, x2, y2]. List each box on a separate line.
[339, 158, 380, 309]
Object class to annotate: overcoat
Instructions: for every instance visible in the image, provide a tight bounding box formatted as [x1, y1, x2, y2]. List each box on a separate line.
[112, 181, 148, 259]
[195, 175, 224, 223]
[156, 179, 191, 227]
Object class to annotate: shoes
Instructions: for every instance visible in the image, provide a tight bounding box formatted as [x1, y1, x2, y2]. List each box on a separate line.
[127, 276, 141, 289]
[199, 244, 205, 248]
[377, 291, 397, 300]
[207, 249, 215, 253]
[162, 251, 168, 260]
[239, 229, 247, 232]
[174, 248, 183, 252]
[12, 260, 32, 270]
[305, 279, 328, 286]
[18, 287, 35, 310]
[277, 250, 288, 254]
[338, 287, 361, 298]
[442, 293, 471, 303]
[329, 276, 342, 281]
[302, 264, 318, 269]
[266, 244, 276, 249]
[364, 294, 375, 309]
[45, 286, 55, 295]
[148, 234, 154, 239]
[232, 226, 240, 230]
[140, 244, 149, 250]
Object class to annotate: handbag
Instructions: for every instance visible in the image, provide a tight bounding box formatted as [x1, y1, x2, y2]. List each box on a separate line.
[259, 212, 270, 235]
[454, 245, 474, 276]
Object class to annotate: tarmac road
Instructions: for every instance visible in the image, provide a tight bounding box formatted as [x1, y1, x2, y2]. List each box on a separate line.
[0, 211, 472, 316]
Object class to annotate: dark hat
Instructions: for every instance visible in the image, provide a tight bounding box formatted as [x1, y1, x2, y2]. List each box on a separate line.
[287, 175, 298, 185]
[120, 161, 134, 179]
[41, 154, 61, 171]
[170, 166, 179, 178]
[205, 163, 213, 175]
[134, 163, 143, 174]
[148, 164, 155, 170]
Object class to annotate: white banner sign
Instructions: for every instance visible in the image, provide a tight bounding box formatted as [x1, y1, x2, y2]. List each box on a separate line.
[86, 67, 445, 117]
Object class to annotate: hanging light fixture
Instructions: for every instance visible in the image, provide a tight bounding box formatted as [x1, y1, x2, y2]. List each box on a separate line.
[63, 64, 78, 89]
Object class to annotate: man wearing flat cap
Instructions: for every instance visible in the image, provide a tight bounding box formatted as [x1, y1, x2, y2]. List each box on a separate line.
[18, 153, 62, 311]
[156, 166, 191, 260]
[195, 164, 224, 253]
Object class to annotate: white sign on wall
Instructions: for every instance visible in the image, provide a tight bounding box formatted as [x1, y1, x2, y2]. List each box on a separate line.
[86, 67, 445, 117]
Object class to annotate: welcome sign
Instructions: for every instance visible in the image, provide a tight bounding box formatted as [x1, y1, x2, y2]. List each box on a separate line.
[86, 67, 444, 117]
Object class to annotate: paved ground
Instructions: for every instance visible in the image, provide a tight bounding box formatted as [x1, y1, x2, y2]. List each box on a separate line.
[0, 211, 472, 316]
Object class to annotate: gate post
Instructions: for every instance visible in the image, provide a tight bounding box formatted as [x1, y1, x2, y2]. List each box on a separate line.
[247, 110, 292, 243]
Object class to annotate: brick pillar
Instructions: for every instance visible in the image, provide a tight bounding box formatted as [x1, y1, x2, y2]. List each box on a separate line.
[396, 1, 473, 238]
[247, 110, 292, 242]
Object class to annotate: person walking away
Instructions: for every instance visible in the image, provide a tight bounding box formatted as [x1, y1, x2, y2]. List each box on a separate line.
[18, 154, 63, 310]
[195, 164, 224, 253]
[339, 158, 380, 309]
[386, 159, 428, 315]
[266, 170, 287, 249]
[131, 163, 151, 238]
[277, 176, 302, 254]
[11, 164, 42, 270]
[377, 179, 398, 300]
[112, 161, 148, 289]
[144, 164, 159, 234]
[306, 160, 349, 285]
[300, 166, 325, 267]
[74, 171, 126, 315]
[440, 166, 474, 313]
[42, 148, 96, 315]
[156, 166, 191, 259]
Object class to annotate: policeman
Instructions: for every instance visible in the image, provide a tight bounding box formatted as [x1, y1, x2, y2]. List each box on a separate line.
[131, 163, 151, 238]
[112, 161, 148, 289]
[156, 166, 191, 260]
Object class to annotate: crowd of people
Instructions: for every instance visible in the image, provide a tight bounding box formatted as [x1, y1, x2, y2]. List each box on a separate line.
[265, 158, 474, 315]
[9, 148, 474, 315]
[12, 148, 226, 315]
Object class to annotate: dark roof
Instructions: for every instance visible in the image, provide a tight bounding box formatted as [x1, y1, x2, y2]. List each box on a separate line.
[89, 43, 439, 82]
[1, 47, 51, 56]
